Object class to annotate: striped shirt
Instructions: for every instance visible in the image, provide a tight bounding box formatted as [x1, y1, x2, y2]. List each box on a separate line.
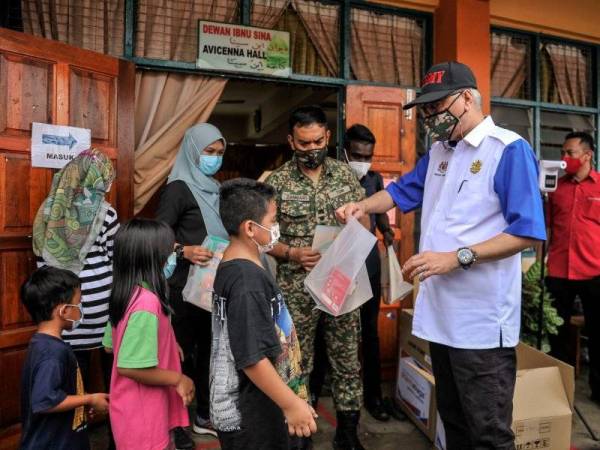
[37, 206, 119, 351]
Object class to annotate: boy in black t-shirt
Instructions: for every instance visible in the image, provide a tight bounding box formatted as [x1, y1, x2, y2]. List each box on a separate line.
[20, 266, 109, 450]
[210, 178, 317, 450]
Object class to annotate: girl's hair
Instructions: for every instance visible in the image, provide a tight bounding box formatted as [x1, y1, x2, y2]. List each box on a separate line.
[109, 218, 175, 325]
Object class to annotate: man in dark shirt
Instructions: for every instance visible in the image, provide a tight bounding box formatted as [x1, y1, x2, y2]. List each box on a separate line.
[345, 124, 394, 421]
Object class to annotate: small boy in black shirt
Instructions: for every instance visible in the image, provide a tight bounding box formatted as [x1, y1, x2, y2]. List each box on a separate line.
[210, 178, 317, 450]
[20, 266, 109, 450]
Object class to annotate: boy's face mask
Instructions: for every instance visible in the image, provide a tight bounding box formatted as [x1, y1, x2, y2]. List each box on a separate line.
[251, 222, 280, 253]
[60, 304, 83, 330]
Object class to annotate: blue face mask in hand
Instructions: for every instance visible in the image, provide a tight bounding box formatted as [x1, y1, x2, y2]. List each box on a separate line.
[199, 155, 223, 176]
[163, 252, 177, 279]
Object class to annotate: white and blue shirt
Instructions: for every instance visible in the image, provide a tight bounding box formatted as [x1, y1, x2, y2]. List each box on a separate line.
[387, 117, 546, 349]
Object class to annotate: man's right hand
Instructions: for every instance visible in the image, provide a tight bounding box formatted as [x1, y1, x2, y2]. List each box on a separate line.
[335, 202, 366, 224]
[290, 247, 321, 271]
[283, 397, 318, 437]
[183, 246, 214, 266]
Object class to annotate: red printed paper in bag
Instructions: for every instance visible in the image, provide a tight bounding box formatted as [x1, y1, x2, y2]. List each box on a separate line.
[322, 268, 352, 314]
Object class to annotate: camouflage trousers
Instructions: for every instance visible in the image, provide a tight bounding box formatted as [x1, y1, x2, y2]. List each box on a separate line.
[279, 271, 363, 411]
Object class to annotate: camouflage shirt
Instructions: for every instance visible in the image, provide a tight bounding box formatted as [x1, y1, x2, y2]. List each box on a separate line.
[265, 157, 365, 275]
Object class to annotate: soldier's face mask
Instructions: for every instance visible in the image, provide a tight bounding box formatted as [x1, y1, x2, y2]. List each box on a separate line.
[421, 91, 467, 142]
[295, 147, 328, 170]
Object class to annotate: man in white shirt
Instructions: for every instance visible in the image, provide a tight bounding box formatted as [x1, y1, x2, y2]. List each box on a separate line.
[337, 61, 546, 450]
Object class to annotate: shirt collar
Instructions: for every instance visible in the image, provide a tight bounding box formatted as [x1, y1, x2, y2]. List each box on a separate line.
[589, 170, 600, 183]
[462, 116, 495, 148]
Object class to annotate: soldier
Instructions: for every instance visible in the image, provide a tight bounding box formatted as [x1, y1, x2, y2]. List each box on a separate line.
[266, 106, 369, 450]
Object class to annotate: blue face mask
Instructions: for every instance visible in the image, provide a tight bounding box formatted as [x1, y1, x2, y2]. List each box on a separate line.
[163, 252, 177, 279]
[199, 155, 223, 176]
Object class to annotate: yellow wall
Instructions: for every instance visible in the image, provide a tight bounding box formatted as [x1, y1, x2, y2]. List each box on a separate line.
[376, 0, 600, 44]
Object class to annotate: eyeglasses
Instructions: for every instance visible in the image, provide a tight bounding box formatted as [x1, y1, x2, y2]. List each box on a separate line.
[419, 90, 465, 117]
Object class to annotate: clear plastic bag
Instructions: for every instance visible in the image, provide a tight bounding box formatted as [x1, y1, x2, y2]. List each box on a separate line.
[304, 218, 376, 316]
[182, 235, 229, 311]
[382, 245, 413, 305]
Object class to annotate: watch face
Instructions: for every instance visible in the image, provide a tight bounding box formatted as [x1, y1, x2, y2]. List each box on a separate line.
[457, 248, 473, 265]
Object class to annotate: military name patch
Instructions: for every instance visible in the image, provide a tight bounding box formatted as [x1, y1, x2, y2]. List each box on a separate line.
[329, 185, 352, 198]
[281, 192, 310, 202]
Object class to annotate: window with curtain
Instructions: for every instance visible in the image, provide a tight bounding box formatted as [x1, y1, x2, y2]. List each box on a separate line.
[21, 0, 125, 57]
[490, 32, 530, 100]
[540, 41, 593, 107]
[135, 0, 240, 62]
[540, 111, 595, 160]
[258, 0, 339, 77]
[491, 105, 533, 145]
[349, 8, 423, 86]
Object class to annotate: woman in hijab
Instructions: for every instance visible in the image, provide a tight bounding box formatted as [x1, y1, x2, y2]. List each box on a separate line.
[156, 123, 227, 448]
[33, 148, 118, 448]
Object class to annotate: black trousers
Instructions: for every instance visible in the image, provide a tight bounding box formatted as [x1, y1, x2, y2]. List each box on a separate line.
[171, 288, 212, 419]
[310, 270, 383, 403]
[430, 343, 516, 450]
[546, 276, 600, 397]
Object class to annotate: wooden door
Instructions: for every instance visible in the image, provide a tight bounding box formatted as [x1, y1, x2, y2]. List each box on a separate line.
[345, 85, 416, 380]
[0, 28, 134, 448]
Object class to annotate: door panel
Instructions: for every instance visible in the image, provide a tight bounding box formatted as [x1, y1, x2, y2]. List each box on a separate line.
[0, 54, 54, 135]
[346, 85, 416, 381]
[0, 27, 134, 448]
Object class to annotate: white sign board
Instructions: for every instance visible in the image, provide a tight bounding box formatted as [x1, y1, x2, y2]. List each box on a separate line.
[31, 122, 91, 169]
[197, 21, 291, 77]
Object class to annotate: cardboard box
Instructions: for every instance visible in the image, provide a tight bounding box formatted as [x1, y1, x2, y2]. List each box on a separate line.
[397, 309, 575, 450]
[395, 356, 437, 441]
[398, 309, 431, 371]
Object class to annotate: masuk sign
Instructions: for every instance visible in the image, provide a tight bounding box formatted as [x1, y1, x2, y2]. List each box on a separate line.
[197, 20, 291, 77]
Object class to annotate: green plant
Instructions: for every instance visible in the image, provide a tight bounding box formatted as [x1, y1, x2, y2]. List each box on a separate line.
[521, 261, 564, 353]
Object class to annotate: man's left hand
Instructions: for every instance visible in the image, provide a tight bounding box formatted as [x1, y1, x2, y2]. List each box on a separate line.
[402, 251, 460, 282]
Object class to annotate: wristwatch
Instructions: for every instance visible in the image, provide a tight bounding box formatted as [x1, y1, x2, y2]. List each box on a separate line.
[175, 244, 185, 260]
[457, 247, 477, 270]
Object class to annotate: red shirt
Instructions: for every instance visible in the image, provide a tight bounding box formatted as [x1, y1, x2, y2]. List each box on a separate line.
[547, 170, 600, 280]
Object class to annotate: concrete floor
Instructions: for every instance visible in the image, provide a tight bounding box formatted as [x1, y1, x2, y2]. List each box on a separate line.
[90, 369, 600, 450]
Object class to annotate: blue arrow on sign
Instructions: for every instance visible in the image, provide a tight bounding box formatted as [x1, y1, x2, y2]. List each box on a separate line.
[42, 133, 78, 150]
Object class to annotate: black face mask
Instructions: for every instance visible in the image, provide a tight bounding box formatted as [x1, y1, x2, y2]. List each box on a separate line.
[295, 147, 328, 169]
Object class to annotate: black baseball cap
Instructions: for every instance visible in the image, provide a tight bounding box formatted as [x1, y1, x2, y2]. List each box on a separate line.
[403, 61, 478, 110]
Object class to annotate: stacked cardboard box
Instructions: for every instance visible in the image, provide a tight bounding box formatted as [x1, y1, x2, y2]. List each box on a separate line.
[395, 309, 575, 450]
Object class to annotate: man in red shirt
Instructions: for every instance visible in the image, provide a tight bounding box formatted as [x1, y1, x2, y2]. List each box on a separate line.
[546, 131, 600, 405]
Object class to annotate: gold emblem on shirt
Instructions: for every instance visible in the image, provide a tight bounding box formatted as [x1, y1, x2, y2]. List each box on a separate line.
[470, 160, 483, 174]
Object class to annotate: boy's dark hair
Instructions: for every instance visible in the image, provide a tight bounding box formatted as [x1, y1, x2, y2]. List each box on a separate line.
[220, 178, 276, 236]
[20, 266, 81, 324]
[565, 131, 595, 152]
[109, 218, 175, 325]
[289, 105, 328, 133]
[345, 124, 376, 149]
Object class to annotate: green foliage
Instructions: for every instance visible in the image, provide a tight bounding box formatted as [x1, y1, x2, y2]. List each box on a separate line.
[521, 261, 564, 353]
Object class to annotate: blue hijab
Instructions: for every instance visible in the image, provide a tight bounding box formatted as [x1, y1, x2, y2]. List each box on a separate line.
[167, 123, 228, 239]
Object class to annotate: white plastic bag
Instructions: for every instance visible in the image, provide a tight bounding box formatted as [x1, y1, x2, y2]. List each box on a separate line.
[182, 235, 229, 311]
[384, 245, 413, 305]
[305, 218, 376, 316]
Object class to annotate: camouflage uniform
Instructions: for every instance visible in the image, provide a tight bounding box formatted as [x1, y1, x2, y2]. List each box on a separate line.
[265, 157, 365, 411]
